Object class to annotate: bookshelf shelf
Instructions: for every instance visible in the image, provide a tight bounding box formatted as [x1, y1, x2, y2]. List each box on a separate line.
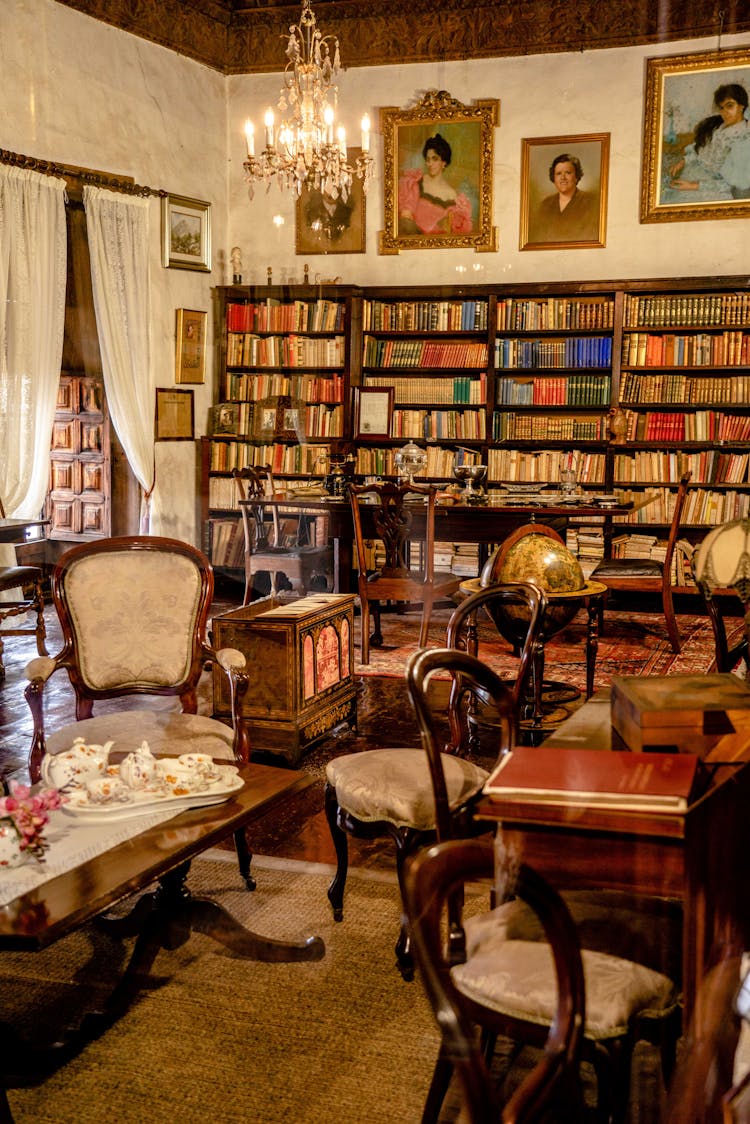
[200, 277, 750, 584]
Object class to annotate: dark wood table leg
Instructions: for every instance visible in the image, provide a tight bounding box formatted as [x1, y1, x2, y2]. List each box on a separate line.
[584, 596, 601, 699]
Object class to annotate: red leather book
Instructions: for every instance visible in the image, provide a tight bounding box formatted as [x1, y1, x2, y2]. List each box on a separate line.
[483, 747, 699, 812]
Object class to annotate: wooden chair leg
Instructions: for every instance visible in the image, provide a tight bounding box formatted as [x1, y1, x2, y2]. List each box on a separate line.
[662, 582, 681, 653]
[33, 578, 48, 656]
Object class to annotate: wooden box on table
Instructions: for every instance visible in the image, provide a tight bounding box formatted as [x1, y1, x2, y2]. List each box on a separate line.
[611, 673, 750, 753]
[212, 593, 357, 765]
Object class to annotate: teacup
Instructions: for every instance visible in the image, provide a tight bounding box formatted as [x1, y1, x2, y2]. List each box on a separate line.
[84, 775, 132, 804]
[176, 753, 220, 782]
[42, 738, 113, 789]
[155, 759, 208, 795]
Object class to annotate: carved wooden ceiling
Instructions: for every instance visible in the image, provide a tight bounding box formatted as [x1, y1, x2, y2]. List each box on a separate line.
[53, 0, 749, 75]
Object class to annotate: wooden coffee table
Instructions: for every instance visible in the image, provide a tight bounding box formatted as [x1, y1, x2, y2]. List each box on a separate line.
[0, 762, 323, 1109]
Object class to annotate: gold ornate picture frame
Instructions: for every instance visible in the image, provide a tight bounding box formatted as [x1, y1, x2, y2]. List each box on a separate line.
[295, 149, 367, 255]
[520, 133, 610, 251]
[155, 388, 194, 441]
[379, 89, 498, 255]
[641, 48, 750, 223]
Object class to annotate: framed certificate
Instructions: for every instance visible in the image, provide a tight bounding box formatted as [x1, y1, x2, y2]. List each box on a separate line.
[155, 388, 195, 441]
[355, 387, 393, 439]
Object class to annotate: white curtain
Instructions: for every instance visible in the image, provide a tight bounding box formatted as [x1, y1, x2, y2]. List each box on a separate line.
[0, 165, 67, 520]
[83, 187, 156, 532]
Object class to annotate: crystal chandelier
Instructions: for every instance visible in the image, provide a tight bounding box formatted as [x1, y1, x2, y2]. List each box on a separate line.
[242, 0, 374, 200]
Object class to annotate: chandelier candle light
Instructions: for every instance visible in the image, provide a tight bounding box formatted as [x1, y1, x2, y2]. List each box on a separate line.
[243, 0, 374, 200]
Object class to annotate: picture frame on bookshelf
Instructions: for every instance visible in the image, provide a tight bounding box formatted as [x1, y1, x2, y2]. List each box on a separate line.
[641, 47, 750, 223]
[155, 388, 194, 441]
[175, 308, 207, 384]
[209, 402, 240, 437]
[355, 387, 393, 439]
[295, 150, 367, 255]
[520, 133, 610, 250]
[255, 395, 306, 442]
[378, 89, 499, 255]
[162, 194, 211, 271]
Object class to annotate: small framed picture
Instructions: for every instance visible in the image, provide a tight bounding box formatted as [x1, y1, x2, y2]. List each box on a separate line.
[175, 309, 207, 384]
[209, 402, 239, 437]
[520, 134, 610, 250]
[155, 388, 194, 441]
[641, 47, 750, 223]
[295, 150, 367, 255]
[355, 387, 393, 439]
[162, 194, 211, 271]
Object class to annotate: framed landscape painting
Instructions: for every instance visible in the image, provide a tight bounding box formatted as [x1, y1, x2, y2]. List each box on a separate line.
[641, 47, 750, 223]
[379, 89, 498, 254]
[162, 194, 211, 271]
[520, 133, 609, 250]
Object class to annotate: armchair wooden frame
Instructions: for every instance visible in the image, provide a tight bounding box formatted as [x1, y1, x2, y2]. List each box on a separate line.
[348, 479, 459, 664]
[23, 536, 255, 889]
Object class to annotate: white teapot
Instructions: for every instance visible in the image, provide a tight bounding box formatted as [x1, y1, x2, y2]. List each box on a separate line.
[118, 741, 159, 790]
[41, 737, 112, 789]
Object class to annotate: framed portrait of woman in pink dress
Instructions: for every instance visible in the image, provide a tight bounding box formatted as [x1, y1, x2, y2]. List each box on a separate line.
[379, 89, 498, 255]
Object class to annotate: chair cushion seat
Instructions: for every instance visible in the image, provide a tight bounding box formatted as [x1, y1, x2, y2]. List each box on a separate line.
[455, 914, 678, 1039]
[45, 709, 237, 760]
[0, 565, 43, 588]
[592, 558, 663, 579]
[326, 748, 488, 831]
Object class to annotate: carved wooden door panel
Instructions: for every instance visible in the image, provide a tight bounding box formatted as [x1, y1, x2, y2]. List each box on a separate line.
[46, 374, 110, 539]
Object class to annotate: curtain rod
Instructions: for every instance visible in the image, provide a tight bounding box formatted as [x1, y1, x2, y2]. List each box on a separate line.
[0, 148, 166, 198]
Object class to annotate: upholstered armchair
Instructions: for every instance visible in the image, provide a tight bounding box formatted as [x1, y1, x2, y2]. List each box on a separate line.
[23, 536, 254, 887]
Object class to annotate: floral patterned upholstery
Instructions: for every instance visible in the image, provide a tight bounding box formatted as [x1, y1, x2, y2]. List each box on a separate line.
[325, 748, 488, 831]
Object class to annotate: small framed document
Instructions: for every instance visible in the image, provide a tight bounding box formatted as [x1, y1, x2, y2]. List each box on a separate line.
[155, 388, 195, 441]
[355, 387, 393, 440]
[175, 308, 207, 384]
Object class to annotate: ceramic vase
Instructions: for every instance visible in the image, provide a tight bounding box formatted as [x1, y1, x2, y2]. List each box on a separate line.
[0, 821, 24, 868]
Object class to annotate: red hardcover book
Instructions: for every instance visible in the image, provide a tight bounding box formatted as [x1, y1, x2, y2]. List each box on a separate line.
[482, 746, 699, 812]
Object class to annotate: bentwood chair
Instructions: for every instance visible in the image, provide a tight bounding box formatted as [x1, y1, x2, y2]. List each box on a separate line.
[232, 466, 333, 603]
[0, 497, 47, 680]
[348, 479, 460, 664]
[402, 650, 683, 1124]
[405, 838, 587, 1124]
[23, 536, 255, 888]
[591, 471, 692, 653]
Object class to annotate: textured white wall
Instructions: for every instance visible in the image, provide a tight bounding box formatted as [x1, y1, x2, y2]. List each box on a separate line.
[227, 37, 750, 287]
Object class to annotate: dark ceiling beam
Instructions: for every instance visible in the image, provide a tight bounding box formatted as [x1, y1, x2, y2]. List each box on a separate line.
[52, 0, 750, 75]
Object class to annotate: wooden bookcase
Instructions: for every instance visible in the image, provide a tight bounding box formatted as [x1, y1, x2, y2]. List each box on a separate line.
[201, 277, 750, 586]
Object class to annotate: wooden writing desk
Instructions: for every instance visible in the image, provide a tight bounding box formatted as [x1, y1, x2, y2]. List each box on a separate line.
[239, 496, 641, 593]
[473, 688, 750, 1023]
[0, 763, 323, 1110]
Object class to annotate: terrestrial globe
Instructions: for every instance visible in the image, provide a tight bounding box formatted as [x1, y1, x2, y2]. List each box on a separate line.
[480, 528, 586, 645]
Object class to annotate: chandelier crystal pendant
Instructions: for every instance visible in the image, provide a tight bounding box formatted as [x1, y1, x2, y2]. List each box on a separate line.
[242, 0, 374, 200]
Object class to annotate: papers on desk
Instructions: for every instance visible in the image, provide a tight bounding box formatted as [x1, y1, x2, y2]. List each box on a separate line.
[483, 746, 700, 813]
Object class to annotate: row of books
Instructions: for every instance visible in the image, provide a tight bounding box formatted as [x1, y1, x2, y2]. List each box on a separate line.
[224, 373, 344, 404]
[362, 299, 488, 332]
[209, 518, 245, 569]
[614, 487, 750, 525]
[565, 524, 605, 576]
[228, 402, 344, 439]
[496, 297, 614, 332]
[363, 337, 488, 368]
[486, 449, 606, 484]
[609, 532, 696, 586]
[355, 445, 471, 478]
[226, 333, 345, 368]
[493, 412, 607, 441]
[495, 374, 611, 406]
[208, 440, 329, 475]
[494, 335, 612, 370]
[623, 292, 750, 328]
[621, 409, 750, 442]
[622, 331, 748, 368]
[614, 450, 750, 485]
[225, 300, 345, 334]
[391, 409, 487, 441]
[363, 374, 486, 405]
[622, 376, 750, 407]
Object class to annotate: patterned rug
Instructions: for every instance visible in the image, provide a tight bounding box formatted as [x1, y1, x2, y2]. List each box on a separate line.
[354, 607, 746, 695]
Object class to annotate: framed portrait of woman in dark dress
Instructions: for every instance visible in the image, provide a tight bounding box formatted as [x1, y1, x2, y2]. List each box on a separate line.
[295, 149, 367, 254]
[520, 133, 610, 251]
[379, 89, 498, 255]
